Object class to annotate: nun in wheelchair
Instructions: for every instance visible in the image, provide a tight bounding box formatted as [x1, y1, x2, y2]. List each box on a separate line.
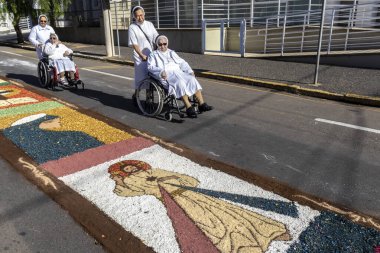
[43, 33, 76, 85]
[147, 35, 213, 118]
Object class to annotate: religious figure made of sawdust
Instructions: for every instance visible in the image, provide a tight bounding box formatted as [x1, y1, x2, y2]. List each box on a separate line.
[108, 160, 290, 253]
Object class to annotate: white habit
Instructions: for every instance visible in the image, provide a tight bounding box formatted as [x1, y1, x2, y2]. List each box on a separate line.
[28, 25, 55, 59]
[128, 21, 158, 89]
[44, 43, 75, 73]
[148, 49, 202, 99]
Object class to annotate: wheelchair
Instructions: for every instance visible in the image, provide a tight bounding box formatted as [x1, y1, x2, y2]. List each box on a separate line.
[136, 75, 198, 122]
[37, 55, 84, 90]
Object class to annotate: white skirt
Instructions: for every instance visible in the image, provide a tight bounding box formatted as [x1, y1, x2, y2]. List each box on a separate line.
[163, 64, 202, 99]
[53, 59, 76, 73]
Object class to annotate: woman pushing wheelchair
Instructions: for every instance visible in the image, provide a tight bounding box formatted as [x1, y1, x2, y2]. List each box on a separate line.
[147, 35, 213, 118]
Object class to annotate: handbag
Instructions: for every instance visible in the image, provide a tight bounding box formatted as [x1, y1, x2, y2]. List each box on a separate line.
[134, 23, 157, 50]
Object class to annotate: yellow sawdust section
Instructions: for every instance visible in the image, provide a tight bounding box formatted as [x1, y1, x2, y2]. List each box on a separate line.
[0, 86, 21, 97]
[116, 168, 289, 253]
[0, 106, 133, 144]
[37, 107, 134, 144]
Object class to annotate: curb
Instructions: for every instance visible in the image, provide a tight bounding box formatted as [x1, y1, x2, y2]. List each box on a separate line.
[2, 41, 379, 108]
[195, 71, 380, 108]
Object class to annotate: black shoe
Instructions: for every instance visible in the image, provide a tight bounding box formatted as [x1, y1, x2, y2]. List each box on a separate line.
[186, 106, 197, 118]
[69, 80, 77, 86]
[199, 103, 213, 113]
[132, 94, 138, 107]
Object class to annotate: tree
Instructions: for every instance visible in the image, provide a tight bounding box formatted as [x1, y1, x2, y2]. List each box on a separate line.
[0, 0, 34, 43]
[37, 0, 72, 30]
[0, 0, 72, 43]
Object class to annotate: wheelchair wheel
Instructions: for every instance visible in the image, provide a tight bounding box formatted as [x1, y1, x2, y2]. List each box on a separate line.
[136, 79, 164, 117]
[37, 61, 50, 88]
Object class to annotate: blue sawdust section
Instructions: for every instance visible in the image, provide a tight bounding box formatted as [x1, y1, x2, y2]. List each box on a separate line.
[3, 115, 103, 164]
[288, 210, 380, 253]
[176, 184, 299, 218]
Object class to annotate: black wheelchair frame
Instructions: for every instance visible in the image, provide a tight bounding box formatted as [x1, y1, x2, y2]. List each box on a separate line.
[37, 55, 84, 90]
[136, 75, 198, 121]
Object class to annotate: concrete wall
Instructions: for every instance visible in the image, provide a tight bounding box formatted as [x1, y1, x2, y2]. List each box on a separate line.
[56, 27, 203, 54]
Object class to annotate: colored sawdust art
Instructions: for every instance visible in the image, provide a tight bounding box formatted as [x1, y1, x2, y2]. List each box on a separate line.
[4, 114, 103, 164]
[0, 86, 49, 108]
[108, 160, 290, 253]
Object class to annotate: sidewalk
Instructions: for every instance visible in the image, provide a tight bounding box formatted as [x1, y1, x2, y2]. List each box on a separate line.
[1, 33, 379, 107]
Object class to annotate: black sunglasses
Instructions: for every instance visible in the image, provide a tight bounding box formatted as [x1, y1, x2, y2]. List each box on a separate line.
[158, 43, 167, 46]
[40, 20, 47, 23]
[50, 37, 57, 40]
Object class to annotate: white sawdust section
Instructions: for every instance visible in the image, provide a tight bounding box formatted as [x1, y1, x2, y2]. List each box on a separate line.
[61, 144, 320, 253]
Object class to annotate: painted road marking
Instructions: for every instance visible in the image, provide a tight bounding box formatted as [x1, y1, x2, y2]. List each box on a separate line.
[0, 51, 24, 57]
[81, 65, 120, 70]
[315, 118, 380, 134]
[81, 68, 134, 80]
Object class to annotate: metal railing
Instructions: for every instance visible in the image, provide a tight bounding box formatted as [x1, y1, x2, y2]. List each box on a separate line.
[109, 0, 338, 29]
[203, 1, 380, 56]
[60, 0, 380, 31]
[0, 15, 31, 33]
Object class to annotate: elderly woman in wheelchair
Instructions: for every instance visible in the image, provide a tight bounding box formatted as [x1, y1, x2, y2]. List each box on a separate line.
[142, 35, 213, 119]
[37, 33, 84, 90]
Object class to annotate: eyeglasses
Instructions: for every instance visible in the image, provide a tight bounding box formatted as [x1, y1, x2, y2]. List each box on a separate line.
[158, 43, 167, 46]
[40, 20, 47, 23]
[50, 37, 57, 40]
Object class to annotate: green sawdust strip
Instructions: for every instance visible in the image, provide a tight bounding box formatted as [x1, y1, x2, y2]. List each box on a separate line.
[0, 101, 64, 118]
[0, 81, 10, 86]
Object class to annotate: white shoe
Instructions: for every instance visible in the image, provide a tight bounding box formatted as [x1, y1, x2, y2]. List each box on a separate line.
[59, 78, 68, 85]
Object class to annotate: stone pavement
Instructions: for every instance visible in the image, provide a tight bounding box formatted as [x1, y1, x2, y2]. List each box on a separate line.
[0, 32, 379, 107]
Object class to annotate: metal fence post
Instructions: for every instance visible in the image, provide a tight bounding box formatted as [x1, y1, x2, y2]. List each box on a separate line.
[220, 20, 225, 52]
[156, 0, 160, 28]
[114, 2, 121, 57]
[277, 0, 281, 27]
[314, 0, 327, 85]
[281, 15, 287, 56]
[264, 18, 268, 54]
[327, 9, 335, 54]
[202, 20, 206, 54]
[250, 0, 254, 27]
[201, 0, 204, 21]
[227, 0, 230, 28]
[176, 0, 180, 28]
[344, 8, 353, 51]
[240, 19, 246, 57]
[301, 14, 306, 52]
[308, 0, 311, 25]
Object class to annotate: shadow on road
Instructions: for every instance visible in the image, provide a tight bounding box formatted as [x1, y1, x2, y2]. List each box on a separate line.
[6, 73, 40, 88]
[68, 87, 140, 114]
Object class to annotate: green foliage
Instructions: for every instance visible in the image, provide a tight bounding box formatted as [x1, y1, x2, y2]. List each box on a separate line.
[0, 0, 34, 25]
[0, 0, 72, 27]
[38, 0, 72, 25]
[0, 0, 72, 43]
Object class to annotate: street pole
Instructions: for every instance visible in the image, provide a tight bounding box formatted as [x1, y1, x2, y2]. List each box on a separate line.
[102, 0, 114, 57]
[314, 0, 327, 85]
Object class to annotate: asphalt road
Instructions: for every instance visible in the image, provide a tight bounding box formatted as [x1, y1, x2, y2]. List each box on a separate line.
[1, 45, 379, 223]
[0, 156, 105, 252]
